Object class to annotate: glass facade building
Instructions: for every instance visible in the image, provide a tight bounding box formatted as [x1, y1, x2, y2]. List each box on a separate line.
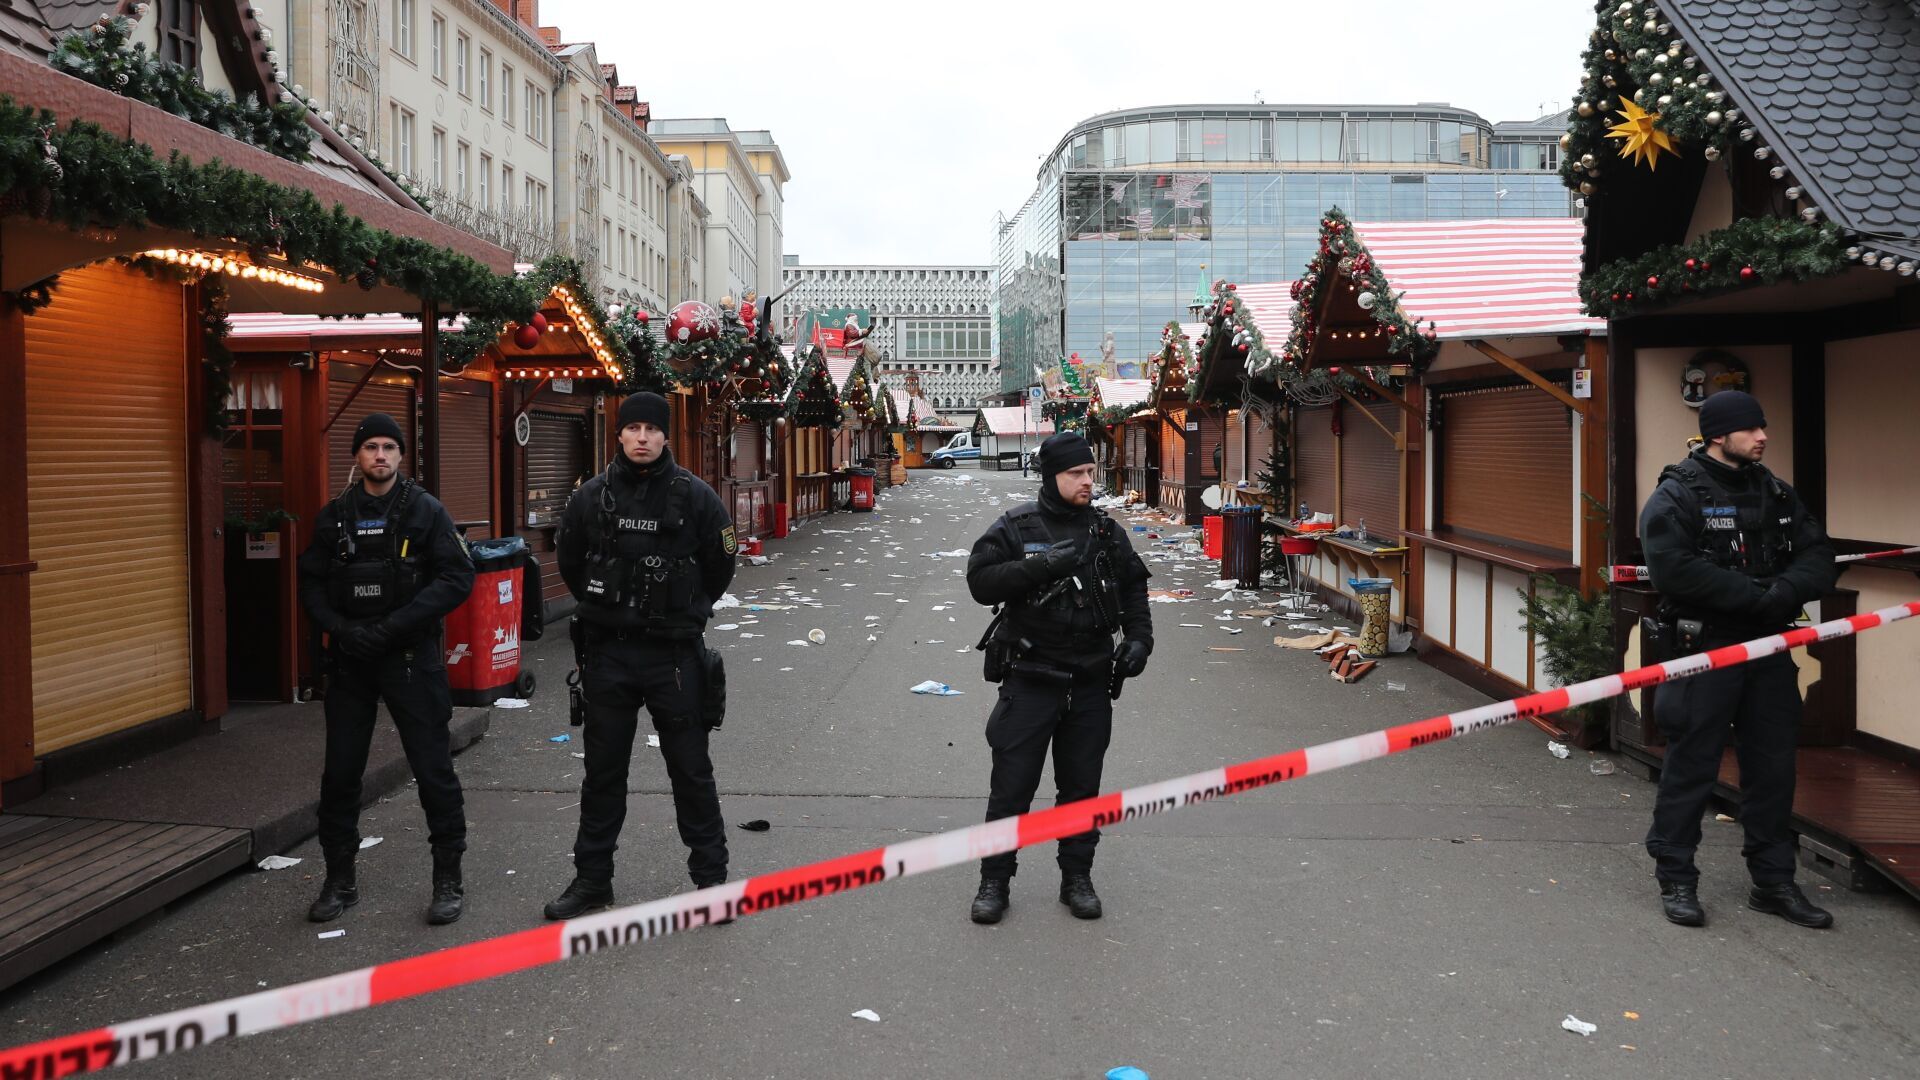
[992, 105, 1579, 394]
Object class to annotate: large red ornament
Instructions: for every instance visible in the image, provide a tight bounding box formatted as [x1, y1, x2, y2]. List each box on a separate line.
[529, 312, 549, 334]
[513, 323, 540, 350]
[667, 300, 721, 344]
[634, 309, 650, 324]
[1739, 266, 1756, 281]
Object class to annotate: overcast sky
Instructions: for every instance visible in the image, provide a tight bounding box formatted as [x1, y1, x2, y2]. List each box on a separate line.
[542, 0, 1594, 267]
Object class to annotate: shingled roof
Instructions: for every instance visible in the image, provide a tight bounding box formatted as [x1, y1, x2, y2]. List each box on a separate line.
[1667, 0, 1920, 260]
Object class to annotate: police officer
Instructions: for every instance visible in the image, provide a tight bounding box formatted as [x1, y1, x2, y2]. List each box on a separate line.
[545, 392, 738, 919]
[965, 431, 1153, 924]
[1639, 390, 1837, 929]
[297, 413, 475, 925]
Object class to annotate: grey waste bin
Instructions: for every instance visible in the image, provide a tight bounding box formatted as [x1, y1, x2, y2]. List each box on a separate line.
[1220, 505, 1263, 588]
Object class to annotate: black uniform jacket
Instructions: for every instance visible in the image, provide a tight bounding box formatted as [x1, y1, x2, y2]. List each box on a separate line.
[556, 451, 737, 634]
[967, 498, 1153, 670]
[297, 480, 475, 648]
[1639, 448, 1835, 631]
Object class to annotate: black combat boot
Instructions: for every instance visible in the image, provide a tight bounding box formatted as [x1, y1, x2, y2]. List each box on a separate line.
[1060, 871, 1102, 920]
[1748, 882, 1834, 929]
[1660, 881, 1705, 927]
[307, 847, 359, 923]
[543, 875, 615, 920]
[426, 848, 465, 925]
[969, 877, 1010, 924]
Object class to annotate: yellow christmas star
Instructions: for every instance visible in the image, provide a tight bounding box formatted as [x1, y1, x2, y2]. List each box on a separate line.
[1606, 95, 1677, 171]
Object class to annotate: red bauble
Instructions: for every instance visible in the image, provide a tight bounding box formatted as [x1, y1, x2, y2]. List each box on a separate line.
[1625, 291, 1635, 301]
[666, 300, 720, 344]
[513, 324, 540, 350]
[529, 312, 549, 334]
[1328, 366, 1342, 375]
[1647, 276, 1660, 288]
[1226, 283, 1237, 291]
[1739, 266, 1756, 281]
[635, 309, 650, 323]
[1684, 258, 1698, 272]
[1611, 292, 1622, 302]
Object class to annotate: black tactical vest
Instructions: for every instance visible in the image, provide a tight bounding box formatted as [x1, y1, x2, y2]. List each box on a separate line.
[327, 479, 422, 619]
[1660, 458, 1796, 579]
[578, 464, 702, 634]
[995, 505, 1124, 649]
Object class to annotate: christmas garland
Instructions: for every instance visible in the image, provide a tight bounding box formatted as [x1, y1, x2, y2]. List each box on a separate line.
[0, 102, 516, 314]
[1277, 208, 1435, 372]
[1579, 217, 1849, 317]
[606, 310, 678, 394]
[1148, 320, 1192, 402]
[437, 255, 629, 373]
[1559, 1, 1738, 197]
[50, 14, 314, 162]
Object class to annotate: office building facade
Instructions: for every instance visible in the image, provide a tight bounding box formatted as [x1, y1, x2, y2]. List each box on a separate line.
[993, 104, 1580, 393]
[780, 261, 995, 419]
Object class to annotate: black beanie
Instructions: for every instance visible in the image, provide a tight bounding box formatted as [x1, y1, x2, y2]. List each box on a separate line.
[352, 413, 406, 455]
[1037, 432, 1095, 480]
[617, 392, 671, 435]
[1699, 389, 1766, 440]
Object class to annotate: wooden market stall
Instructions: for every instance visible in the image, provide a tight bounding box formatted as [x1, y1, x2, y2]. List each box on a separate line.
[1090, 377, 1152, 494]
[1560, 0, 1920, 893]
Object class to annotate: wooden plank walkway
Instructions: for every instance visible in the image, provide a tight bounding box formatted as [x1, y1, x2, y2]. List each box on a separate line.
[0, 814, 250, 992]
[1626, 744, 1920, 901]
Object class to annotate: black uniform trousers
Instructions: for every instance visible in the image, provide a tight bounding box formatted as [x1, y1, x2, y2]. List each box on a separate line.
[980, 663, 1114, 880]
[318, 643, 466, 855]
[1646, 644, 1801, 886]
[575, 631, 727, 885]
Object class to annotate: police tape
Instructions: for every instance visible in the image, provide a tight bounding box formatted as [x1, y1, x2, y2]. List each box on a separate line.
[1609, 545, 1920, 583]
[6, 599, 1919, 1078]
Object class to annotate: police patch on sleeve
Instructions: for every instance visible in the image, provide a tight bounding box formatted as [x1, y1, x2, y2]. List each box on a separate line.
[720, 525, 737, 555]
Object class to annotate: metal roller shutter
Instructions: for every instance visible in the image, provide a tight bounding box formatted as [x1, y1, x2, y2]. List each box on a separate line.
[1294, 405, 1336, 519]
[1340, 401, 1402, 534]
[24, 264, 192, 752]
[526, 411, 586, 524]
[1160, 410, 1185, 485]
[438, 379, 494, 538]
[1225, 410, 1245, 484]
[730, 421, 763, 480]
[327, 366, 413, 496]
[1439, 384, 1573, 553]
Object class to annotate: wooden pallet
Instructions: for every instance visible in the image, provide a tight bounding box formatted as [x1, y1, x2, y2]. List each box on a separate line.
[0, 814, 250, 992]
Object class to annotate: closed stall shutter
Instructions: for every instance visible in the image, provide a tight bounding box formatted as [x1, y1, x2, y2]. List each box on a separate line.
[1197, 408, 1225, 481]
[1161, 410, 1185, 485]
[1225, 410, 1245, 484]
[1125, 424, 1143, 467]
[1248, 410, 1275, 482]
[1439, 384, 1573, 553]
[526, 411, 586, 524]
[1294, 405, 1336, 518]
[24, 264, 191, 752]
[328, 365, 413, 494]
[438, 379, 494, 538]
[1340, 401, 1402, 534]
[731, 421, 763, 480]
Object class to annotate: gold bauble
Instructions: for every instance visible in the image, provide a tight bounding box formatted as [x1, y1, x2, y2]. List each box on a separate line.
[1559, 132, 1573, 150]
[1578, 101, 1595, 117]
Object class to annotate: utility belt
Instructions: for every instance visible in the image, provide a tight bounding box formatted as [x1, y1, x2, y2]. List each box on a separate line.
[568, 615, 726, 730]
[1639, 615, 1704, 663]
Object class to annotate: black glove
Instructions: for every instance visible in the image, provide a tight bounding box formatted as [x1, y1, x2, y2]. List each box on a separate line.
[1033, 539, 1081, 582]
[1113, 639, 1151, 678]
[338, 620, 394, 660]
[1755, 580, 1801, 626]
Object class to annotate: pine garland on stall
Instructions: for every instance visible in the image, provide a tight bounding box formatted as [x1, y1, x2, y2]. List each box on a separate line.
[1256, 421, 1293, 581]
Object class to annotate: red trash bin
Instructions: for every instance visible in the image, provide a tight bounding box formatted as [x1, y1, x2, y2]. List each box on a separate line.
[849, 467, 876, 511]
[443, 536, 534, 706]
[1202, 514, 1224, 560]
[772, 502, 791, 538]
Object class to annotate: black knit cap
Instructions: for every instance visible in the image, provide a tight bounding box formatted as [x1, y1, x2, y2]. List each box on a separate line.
[1699, 389, 1767, 440]
[1037, 431, 1095, 481]
[352, 412, 406, 455]
[617, 391, 671, 435]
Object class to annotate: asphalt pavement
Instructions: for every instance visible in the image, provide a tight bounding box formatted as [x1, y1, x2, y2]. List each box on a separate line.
[4, 467, 1918, 1079]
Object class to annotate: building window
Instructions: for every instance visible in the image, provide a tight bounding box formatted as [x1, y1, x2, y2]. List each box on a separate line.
[158, 0, 199, 69]
[454, 33, 469, 96]
[478, 152, 491, 205]
[617, 228, 628, 275]
[501, 164, 513, 210]
[393, 0, 414, 60]
[392, 105, 415, 176]
[602, 220, 613, 268]
[500, 64, 514, 124]
[602, 137, 611, 188]
[478, 48, 491, 111]
[430, 14, 445, 80]
[430, 127, 444, 187]
[456, 140, 469, 195]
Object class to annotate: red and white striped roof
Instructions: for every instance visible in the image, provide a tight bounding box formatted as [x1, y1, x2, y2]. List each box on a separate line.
[1094, 377, 1151, 409]
[825, 356, 854, 389]
[1224, 284, 1297, 349]
[976, 407, 1054, 437]
[1348, 219, 1603, 339]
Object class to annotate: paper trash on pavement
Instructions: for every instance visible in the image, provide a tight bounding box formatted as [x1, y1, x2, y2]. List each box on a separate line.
[1548, 741, 1571, 760]
[713, 593, 742, 609]
[493, 698, 530, 709]
[910, 680, 964, 696]
[851, 1009, 881, 1022]
[807, 628, 827, 644]
[358, 837, 383, 849]
[1561, 1015, 1598, 1037]
[257, 855, 303, 870]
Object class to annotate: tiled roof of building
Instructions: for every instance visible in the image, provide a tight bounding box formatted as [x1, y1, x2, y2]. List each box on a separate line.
[1669, 0, 1920, 259]
[39, 0, 110, 35]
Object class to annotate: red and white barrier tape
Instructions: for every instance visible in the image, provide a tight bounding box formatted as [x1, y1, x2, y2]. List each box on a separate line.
[1610, 546, 1920, 584]
[6, 599, 1918, 1077]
